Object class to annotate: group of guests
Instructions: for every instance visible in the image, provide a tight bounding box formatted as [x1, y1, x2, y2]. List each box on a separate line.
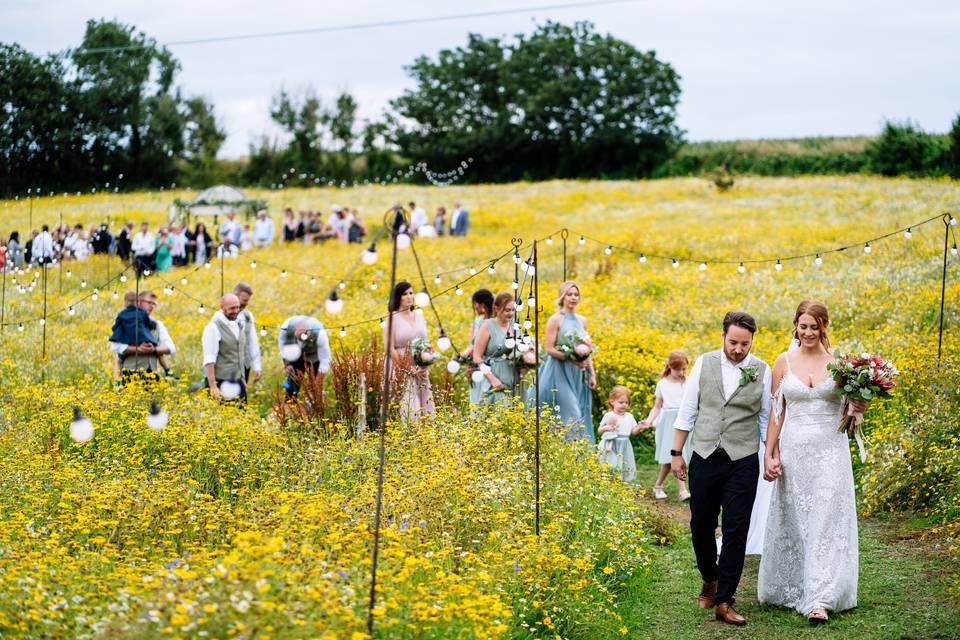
[280, 206, 368, 244]
[406, 200, 470, 237]
[0, 223, 115, 269]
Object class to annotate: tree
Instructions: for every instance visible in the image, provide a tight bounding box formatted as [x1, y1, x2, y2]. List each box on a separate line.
[181, 97, 227, 185]
[270, 88, 323, 177]
[867, 120, 949, 177]
[947, 113, 960, 179]
[389, 21, 683, 181]
[323, 91, 358, 178]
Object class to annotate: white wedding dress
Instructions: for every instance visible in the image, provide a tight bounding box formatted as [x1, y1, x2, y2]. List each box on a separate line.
[757, 355, 858, 615]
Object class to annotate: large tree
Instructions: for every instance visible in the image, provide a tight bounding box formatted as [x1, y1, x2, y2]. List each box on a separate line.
[389, 21, 683, 181]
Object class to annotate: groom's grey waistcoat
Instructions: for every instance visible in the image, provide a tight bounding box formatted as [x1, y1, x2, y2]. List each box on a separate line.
[692, 351, 766, 462]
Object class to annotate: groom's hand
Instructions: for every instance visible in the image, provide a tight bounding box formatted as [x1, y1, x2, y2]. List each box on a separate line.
[763, 454, 781, 481]
[671, 455, 687, 481]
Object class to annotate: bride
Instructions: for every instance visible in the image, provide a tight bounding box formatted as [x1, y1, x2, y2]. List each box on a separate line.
[757, 300, 867, 624]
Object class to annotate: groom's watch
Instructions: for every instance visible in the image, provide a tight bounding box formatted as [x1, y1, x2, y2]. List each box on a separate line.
[670, 449, 683, 457]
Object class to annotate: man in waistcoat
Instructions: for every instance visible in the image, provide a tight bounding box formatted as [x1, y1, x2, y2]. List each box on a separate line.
[278, 315, 331, 399]
[109, 290, 176, 383]
[202, 293, 258, 402]
[671, 311, 771, 626]
[233, 282, 262, 384]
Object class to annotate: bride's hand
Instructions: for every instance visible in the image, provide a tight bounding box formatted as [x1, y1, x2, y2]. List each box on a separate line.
[763, 453, 782, 481]
[849, 398, 868, 414]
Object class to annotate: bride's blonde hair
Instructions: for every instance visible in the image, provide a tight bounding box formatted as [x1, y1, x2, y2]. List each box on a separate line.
[556, 281, 580, 308]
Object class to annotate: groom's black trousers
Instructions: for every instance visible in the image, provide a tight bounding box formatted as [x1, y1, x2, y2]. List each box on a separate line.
[688, 449, 759, 606]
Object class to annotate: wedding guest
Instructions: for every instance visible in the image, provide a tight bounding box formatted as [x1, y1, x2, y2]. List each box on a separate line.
[468, 289, 495, 405]
[347, 209, 366, 243]
[641, 350, 692, 501]
[450, 200, 470, 236]
[192, 222, 213, 264]
[384, 281, 435, 419]
[233, 282, 262, 384]
[253, 210, 275, 247]
[282, 209, 299, 243]
[278, 314, 331, 399]
[203, 293, 258, 403]
[116, 222, 134, 261]
[24, 229, 38, 264]
[239, 223, 254, 251]
[219, 211, 241, 248]
[131, 222, 155, 274]
[154, 227, 174, 272]
[31, 225, 55, 265]
[433, 206, 447, 236]
[109, 290, 167, 382]
[758, 300, 866, 624]
[597, 386, 646, 482]
[408, 201, 428, 235]
[327, 205, 351, 242]
[91, 222, 113, 255]
[6, 232, 23, 269]
[170, 223, 188, 267]
[536, 281, 596, 443]
[473, 292, 520, 406]
[110, 290, 175, 381]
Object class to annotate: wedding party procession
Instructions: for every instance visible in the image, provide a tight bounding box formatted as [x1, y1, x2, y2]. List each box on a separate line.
[2, 2, 959, 638]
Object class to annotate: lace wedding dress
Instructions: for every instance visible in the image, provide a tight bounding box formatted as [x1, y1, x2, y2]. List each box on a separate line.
[757, 356, 858, 615]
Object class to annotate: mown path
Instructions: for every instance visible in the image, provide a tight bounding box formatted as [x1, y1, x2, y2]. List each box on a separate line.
[627, 462, 960, 639]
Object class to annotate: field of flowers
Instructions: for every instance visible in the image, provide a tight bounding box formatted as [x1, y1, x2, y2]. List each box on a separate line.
[1, 176, 959, 635]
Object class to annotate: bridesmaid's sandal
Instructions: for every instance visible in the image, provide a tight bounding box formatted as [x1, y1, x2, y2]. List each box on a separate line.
[807, 608, 828, 624]
[653, 486, 667, 500]
[678, 490, 691, 501]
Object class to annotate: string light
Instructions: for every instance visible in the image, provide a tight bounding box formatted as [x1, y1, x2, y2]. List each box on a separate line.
[120, 274, 128, 283]
[639, 254, 647, 263]
[91, 289, 99, 301]
[68, 306, 75, 315]
[512, 250, 522, 265]
[905, 228, 912, 239]
[198, 304, 205, 314]
[396, 232, 411, 249]
[69, 406, 94, 443]
[864, 242, 872, 254]
[672, 258, 679, 268]
[280, 270, 288, 278]
[339, 280, 346, 290]
[738, 262, 745, 273]
[699, 262, 707, 271]
[604, 245, 613, 255]
[17, 323, 23, 332]
[579, 235, 586, 245]
[379, 318, 385, 328]
[511, 279, 519, 290]
[415, 289, 431, 308]
[80, 279, 87, 288]
[339, 327, 347, 337]
[434, 274, 441, 284]
[310, 277, 317, 286]
[952, 242, 958, 256]
[361, 243, 378, 265]
[815, 254, 823, 266]
[436, 331, 451, 352]
[775, 259, 783, 272]
[325, 291, 344, 314]
[950, 214, 957, 226]
[112, 291, 119, 300]
[523, 316, 532, 330]
[455, 285, 464, 296]
[487, 262, 496, 275]
[146, 401, 169, 431]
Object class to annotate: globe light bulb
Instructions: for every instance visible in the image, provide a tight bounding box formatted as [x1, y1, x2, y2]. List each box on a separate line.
[18, 323, 24, 332]
[455, 286, 464, 296]
[325, 291, 344, 314]
[952, 242, 958, 256]
[70, 407, 94, 443]
[520, 261, 529, 273]
[68, 306, 75, 315]
[146, 401, 169, 431]
[469, 268, 476, 276]
[504, 336, 516, 349]
[219, 381, 241, 401]
[370, 282, 378, 290]
[80, 280, 87, 288]
[446, 360, 461, 374]
[672, 259, 679, 269]
[738, 262, 745, 273]
[639, 254, 646, 263]
[66, 269, 72, 277]
[863, 242, 872, 254]
[511, 280, 519, 290]
[487, 264, 496, 275]
[414, 289, 431, 308]
[339, 327, 347, 337]
[523, 318, 532, 330]
[527, 295, 535, 308]
[379, 318, 386, 328]
[699, 263, 707, 271]
[604, 246, 613, 255]
[579, 235, 586, 245]
[546, 237, 553, 245]
[92, 290, 99, 301]
[361, 243, 378, 265]
[204, 263, 211, 269]
[905, 228, 912, 239]
[180, 278, 187, 285]
[471, 370, 484, 383]
[338, 280, 346, 289]
[434, 274, 441, 284]
[396, 232, 411, 249]
[260, 328, 267, 337]
[250, 260, 257, 268]
[198, 304, 205, 314]
[775, 260, 783, 271]
[310, 277, 317, 286]
[39, 318, 45, 326]
[112, 291, 119, 299]
[437, 334, 452, 352]
[815, 254, 823, 266]
[280, 270, 288, 278]
[513, 252, 522, 265]
[281, 344, 302, 362]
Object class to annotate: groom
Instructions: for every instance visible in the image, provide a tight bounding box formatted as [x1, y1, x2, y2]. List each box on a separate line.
[671, 311, 771, 626]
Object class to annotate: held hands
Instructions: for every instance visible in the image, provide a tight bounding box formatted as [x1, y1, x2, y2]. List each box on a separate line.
[671, 456, 687, 481]
[763, 452, 782, 481]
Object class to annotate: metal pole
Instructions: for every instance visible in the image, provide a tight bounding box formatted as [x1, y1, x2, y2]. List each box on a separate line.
[41, 263, 48, 369]
[1, 265, 6, 332]
[533, 239, 541, 537]
[561, 228, 568, 281]
[368, 206, 405, 636]
[937, 215, 950, 364]
[220, 245, 225, 297]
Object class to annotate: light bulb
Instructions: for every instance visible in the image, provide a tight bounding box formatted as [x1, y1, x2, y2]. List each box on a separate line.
[280, 270, 288, 278]
[434, 274, 441, 284]
[446, 360, 461, 374]
[39, 318, 45, 326]
[219, 381, 241, 401]
[527, 295, 535, 308]
[527, 264, 536, 276]
[487, 263, 496, 275]
[91, 290, 99, 301]
[863, 243, 872, 254]
[112, 291, 119, 299]
[471, 370, 484, 383]
[815, 254, 823, 266]
[396, 233, 411, 249]
[437, 334, 452, 351]
[260, 328, 267, 337]
[325, 292, 344, 314]
[517, 340, 530, 353]
[672, 259, 679, 268]
[455, 286, 463, 296]
[699, 263, 707, 271]
[513, 252, 522, 265]
[309, 277, 317, 286]
[515, 298, 523, 310]
[251, 260, 257, 268]
[511, 280, 519, 290]
[339, 327, 347, 337]
[204, 263, 211, 269]
[414, 289, 431, 308]
[339, 280, 346, 289]
[68, 306, 75, 315]
[66, 270, 72, 277]
[639, 254, 647, 263]
[579, 235, 585, 245]
[280, 344, 302, 362]
[738, 262, 745, 273]
[950, 215, 957, 226]
[546, 237, 553, 245]
[523, 318, 532, 330]
[469, 268, 476, 275]
[143, 270, 151, 276]
[520, 261, 529, 273]
[69, 407, 94, 443]
[198, 304, 205, 314]
[80, 280, 87, 288]
[775, 260, 783, 271]
[604, 246, 613, 255]
[180, 278, 187, 285]
[370, 282, 378, 290]
[146, 402, 169, 431]
[504, 336, 516, 349]
[952, 242, 958, 256]
[905, 228, 912, 239]
[379, 318, 386, 328]
[18, 323, 24, 331]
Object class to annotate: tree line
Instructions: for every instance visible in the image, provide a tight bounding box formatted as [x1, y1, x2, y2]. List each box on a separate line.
[3, 18, 959, 197]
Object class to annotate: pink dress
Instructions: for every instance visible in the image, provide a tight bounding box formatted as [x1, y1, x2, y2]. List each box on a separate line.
[385, 311, 435, 419]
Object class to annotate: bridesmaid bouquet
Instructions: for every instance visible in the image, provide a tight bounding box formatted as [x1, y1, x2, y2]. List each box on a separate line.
[556, 330, 597, 362]
[827, 350, 898, 459]
[410, 338, 438, 367]
[453, 346, 475, 367]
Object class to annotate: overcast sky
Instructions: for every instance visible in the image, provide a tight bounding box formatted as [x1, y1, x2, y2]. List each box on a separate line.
[4, 0, 959, 158]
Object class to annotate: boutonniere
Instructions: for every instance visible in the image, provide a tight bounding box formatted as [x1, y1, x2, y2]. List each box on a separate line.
[739, 365, 759, 387]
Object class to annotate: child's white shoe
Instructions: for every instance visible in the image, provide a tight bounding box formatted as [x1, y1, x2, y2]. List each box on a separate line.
[653, 486, 668, 500]
[679, 490, 691, 501]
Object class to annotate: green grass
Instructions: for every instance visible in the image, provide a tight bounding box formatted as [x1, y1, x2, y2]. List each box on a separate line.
[626, 461, 960, 639]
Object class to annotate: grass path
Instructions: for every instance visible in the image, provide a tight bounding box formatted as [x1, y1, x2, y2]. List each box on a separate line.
[627, 462, 960, 639]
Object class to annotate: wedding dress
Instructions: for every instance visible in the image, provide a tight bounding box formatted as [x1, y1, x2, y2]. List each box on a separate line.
[757, 354, 858, 615]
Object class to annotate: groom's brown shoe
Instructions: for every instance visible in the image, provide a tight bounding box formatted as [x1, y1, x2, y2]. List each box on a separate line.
[697, 581, 717, 608]
[715, 603, 747, 626]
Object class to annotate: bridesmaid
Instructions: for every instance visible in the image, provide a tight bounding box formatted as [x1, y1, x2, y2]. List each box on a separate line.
[537, 281, 596, 443]
[473, 292, 520, 406]
[468, 289, 495, 405]
[383, 281, 435, 419]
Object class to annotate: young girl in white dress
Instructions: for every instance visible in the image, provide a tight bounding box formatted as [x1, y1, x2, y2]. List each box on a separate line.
[597, 386, 647, 482]
[642, 350, 691, 501]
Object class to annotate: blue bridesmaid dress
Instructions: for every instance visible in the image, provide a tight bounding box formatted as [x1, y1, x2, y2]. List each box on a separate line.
[533, 311, 594, 444]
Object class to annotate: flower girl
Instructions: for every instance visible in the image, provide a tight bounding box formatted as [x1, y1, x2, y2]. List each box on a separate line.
[597, 386, 648, 482]
[641, 350, 691, 501]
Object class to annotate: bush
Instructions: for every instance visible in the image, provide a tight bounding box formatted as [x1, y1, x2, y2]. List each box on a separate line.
[866, 120, 950, 177]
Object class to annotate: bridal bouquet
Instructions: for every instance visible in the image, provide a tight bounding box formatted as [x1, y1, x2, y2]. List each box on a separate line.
[827, 350, 898, 459]
[556, 330, 596, 362]
[410, 338, 438, 367]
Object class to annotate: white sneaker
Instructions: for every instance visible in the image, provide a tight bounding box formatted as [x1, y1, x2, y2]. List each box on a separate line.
[679, 490, 691, 501]
[653, 486, 667, 500]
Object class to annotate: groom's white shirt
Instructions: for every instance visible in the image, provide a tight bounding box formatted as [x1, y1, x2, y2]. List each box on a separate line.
[674, 351, 772, 442]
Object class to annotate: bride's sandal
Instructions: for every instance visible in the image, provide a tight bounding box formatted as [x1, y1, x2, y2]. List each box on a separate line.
[807, 608, 828, 624]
